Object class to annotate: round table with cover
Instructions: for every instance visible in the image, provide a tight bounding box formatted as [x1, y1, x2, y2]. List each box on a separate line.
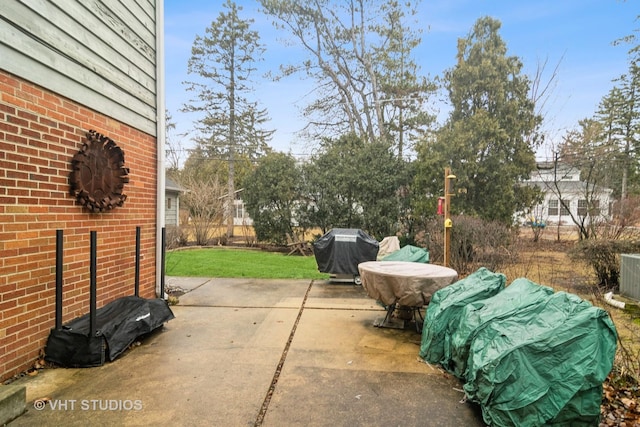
[358, 261, 458, 330]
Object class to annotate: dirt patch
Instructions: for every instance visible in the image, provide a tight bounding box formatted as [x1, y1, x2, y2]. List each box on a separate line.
[502, 238, 591, 289]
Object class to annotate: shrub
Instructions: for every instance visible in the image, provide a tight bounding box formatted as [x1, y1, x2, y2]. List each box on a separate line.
[243, 152, 300, 246]
[417, 215, 516, 275]
[165, 225, 188, 249]
[569, 239, 640, 290]
[180, 176, 225, 246]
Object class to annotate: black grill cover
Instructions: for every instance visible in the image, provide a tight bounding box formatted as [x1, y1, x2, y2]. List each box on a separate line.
[45, 296, 175, 367]
[313, 228, 379, 275]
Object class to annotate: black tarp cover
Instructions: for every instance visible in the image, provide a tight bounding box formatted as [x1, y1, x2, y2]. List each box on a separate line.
[45, 296, 175, 367]
[313, 228, 379, 275]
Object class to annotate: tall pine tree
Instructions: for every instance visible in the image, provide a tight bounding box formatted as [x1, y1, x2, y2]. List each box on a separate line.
[183, 0, 274, 238]
[415, 16, 541, 224]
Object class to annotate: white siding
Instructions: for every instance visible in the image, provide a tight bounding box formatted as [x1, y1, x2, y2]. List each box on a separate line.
[165, 194, 179, 226]
[0, 0, 157, 135]
[518, 163, 614, 226]
[233, 199, 252, 226]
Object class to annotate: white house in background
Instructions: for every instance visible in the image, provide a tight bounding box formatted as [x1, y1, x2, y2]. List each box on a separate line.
[520, 162, 614, 225]
[233, 189, 253, 226]
[165, 176, 184, 227]
[233, 188, 253, 226]
[219, 188, 253, 226]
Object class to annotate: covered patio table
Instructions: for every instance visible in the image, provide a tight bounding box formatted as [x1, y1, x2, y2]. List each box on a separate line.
[358, 261, 458, 330]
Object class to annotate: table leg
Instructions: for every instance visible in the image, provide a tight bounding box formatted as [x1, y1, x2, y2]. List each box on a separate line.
[413, 307, 425, 333]
[373, 303, 404, 329]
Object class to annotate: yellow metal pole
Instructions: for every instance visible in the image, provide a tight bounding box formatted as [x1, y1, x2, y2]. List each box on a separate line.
[444, 168, 451, 268]
[443, 168, 455, 268]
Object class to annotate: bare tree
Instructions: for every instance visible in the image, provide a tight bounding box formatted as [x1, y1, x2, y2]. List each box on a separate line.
[259, 0, 434, 155]
[180, 175, 226, 246]
[554, 120, 615, 240]
[165, 110, 186, 174]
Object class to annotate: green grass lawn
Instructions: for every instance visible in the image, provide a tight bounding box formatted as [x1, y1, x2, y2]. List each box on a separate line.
[165, 247, 330, 279]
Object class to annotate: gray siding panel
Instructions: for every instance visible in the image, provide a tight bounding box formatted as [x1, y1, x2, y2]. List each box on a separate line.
[0, 0, 158, 135]
[165, 194, 178, 226]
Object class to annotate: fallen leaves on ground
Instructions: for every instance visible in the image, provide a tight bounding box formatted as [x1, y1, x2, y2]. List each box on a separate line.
[601, 373, 640, 426]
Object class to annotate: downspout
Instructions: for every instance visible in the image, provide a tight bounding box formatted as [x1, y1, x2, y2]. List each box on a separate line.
[155, 0, 166, 297]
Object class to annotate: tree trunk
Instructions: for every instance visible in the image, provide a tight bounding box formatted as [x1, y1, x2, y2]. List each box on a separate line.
[227, 37, 236, 240]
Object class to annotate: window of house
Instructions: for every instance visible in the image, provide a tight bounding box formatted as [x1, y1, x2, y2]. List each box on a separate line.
[234, 202, 244, 219]
[560, 199, 570, 215]
[548, 199, 558, 216]
[167, 197, 172, 209]
[578, 199, 602, 217]
[578, 199, 587, 216]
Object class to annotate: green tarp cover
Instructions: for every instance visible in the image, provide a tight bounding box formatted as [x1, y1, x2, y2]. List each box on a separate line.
[463, 290, 617, 426]
[381, 245, 429, 263]
[447, 278, 555, 378]
[419, 267, 506, 364]
[420, 270, 618, 426]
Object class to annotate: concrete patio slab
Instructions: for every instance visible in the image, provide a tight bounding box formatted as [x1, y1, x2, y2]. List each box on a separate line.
[178, 278, 310, 308]
[7, 278, 485, 427]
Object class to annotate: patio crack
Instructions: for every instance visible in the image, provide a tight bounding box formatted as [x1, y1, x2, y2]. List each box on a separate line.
[254, 279, 314, 426]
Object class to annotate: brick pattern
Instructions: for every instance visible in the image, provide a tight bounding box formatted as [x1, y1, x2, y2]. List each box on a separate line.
[0, 70, 158, 382]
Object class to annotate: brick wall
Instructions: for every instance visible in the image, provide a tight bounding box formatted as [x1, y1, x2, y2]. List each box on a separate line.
[0, 70, 158, 382]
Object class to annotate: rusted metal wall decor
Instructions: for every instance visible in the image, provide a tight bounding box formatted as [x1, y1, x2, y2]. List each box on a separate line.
[70, 130, 130, 212]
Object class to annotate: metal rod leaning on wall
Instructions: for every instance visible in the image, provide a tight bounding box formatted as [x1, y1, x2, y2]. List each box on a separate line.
[90, 230, 97, 338]
[55, 229, 63, 330]
[135, 226, 141, 297]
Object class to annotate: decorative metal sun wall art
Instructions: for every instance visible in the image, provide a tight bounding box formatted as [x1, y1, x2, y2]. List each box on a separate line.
[70, 130, 130, 212]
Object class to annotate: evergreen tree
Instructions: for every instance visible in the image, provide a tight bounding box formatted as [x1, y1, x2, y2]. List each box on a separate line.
[612, 14, 640, 197]
[243, 152, 301, 245]
[612, 69, 640, 199]
[183, 0, 274, 238]
[415, 16, 541, 224]
[301, 134, 403, 238]
[592, 86, 628, 197]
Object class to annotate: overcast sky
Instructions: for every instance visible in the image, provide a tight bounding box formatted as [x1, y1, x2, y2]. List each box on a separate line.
[164, 0, 639, 161]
